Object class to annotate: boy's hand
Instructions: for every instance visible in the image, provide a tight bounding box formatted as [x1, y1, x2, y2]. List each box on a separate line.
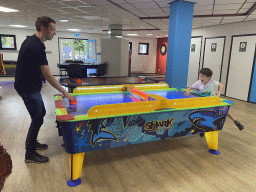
[184, 92, 190, 96]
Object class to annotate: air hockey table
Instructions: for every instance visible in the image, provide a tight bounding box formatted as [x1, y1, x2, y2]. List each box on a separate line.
[54, 83, 233, 187]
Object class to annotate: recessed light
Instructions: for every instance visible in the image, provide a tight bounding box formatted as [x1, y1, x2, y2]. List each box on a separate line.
[67, 29, 81, 32]
[115, 36, 122, 38]
[0, 6, 19, 13]
[146, 34, 153, 36]
[82, 16, 101, 20]
[59, 19, 69, 22]
[9, 25, 27, 28]
[127, 34, 138, 36]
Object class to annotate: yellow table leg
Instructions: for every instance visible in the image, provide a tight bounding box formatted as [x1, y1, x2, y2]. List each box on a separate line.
[67, 152, 85, 187]
[205, 131, 220, 155]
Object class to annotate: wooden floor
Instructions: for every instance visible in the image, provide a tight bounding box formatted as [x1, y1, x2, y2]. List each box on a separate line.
[1, 77, 256, 192]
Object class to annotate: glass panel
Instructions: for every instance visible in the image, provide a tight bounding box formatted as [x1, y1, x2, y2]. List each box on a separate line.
[140, 44, 147, 54]
[88, 41, 96, 61]
[60, 40, 73, 63]
[74, 39, 87, 63]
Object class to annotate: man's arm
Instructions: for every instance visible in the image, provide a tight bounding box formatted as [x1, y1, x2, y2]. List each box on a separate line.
[39, 65, 74, 100]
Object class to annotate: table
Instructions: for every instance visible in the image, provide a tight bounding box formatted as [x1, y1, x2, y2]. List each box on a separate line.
[0, 60, 17, 76]
[59, 76, 157, 92]
[138, 75, 165, 83]
[57, 63, 100, 78]
[54, 83, 233, 187]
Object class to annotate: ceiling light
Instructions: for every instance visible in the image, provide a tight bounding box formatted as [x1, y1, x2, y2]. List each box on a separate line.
[108, 31, 111, 34]
[82, 16, 101, 20]
[59, 19, 69, 22]
[67, 29, 81, 32]
[115, 36, 122, 38]
[0, 6, 19, 12]
[127, 34, 138, 36]
[9, 25, 27, 28]
[147, 34, 153, 36]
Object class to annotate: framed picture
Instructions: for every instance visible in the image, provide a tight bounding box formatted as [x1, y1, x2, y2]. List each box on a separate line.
[160, 44, 167, 55]
[239, 42, 247, 52]
[191, 44, 196, 52]
[211, 43, 217, 52]
[0, 34, 17, 50]
[139, 43, 149, 55]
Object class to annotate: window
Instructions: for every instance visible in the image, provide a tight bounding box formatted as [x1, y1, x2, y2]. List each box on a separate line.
[87, 40, 96, 63]
[59, 38, 96, 64]
[139, 43, 149, 55]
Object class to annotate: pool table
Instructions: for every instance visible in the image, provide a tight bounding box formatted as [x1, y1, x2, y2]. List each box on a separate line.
[54, 83, 233, 187]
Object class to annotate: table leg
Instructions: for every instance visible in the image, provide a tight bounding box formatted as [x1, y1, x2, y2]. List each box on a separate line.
[67, 152, 85, 187]
[205, 131, 220, 155]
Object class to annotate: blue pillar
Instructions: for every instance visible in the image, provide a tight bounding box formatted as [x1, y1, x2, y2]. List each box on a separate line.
[165, 0, 194, 88]
[249, 60, 256, 103]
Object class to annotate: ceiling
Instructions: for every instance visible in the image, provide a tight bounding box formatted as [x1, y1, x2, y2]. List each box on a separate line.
[0, 0, 256, 38]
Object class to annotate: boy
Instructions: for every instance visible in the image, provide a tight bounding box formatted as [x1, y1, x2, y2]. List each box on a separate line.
[185, 68, 244, 131]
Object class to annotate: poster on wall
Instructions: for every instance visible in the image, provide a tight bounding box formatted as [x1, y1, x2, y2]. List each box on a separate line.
[239, 42, 247, 52]
[191, 44, 196, 52]
[211, 43, 217, 52]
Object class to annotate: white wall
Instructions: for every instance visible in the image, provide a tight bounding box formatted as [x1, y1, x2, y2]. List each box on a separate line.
[123, 37, 157, 73]
[0, 27, 107, 75]
[0, 27, 158, 76]
[101, 38, 129, 77]
[191, 19, 256, 93]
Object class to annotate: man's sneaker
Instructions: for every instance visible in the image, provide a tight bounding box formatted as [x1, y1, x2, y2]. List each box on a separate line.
[36, 140, 48, 150]
[234, 120, 244, 130]
[25, 153, 49, 164]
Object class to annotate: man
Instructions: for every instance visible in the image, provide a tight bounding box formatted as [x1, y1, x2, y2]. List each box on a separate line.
[14, 16, 75, 163]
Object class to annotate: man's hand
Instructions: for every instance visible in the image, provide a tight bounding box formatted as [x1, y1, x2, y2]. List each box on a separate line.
[64, 92, 76, 102]
[40, 65, 77, 102]
[68, 95, 76, 102]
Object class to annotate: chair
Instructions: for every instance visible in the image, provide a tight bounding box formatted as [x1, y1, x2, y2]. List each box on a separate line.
[90, 63, 107, 77]
[66, 64, 83, 79]
[60, 60, 83, 78]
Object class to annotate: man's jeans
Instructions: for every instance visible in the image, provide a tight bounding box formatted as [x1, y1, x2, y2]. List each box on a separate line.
[18, 92, 46, 157]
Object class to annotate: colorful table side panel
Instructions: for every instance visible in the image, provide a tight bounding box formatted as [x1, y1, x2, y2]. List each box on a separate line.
[58, 105, 230, 154]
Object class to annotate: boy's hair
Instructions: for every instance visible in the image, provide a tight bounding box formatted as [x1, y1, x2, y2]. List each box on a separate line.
[35, 16, 56, 31]
[200, 68, 213, 77]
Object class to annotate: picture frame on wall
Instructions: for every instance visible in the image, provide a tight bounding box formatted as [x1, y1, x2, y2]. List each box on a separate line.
[239, 42, 247, 52]
[139, 43, 149, 55]
[211, 43, 217, 52]
[0, 34, 17, 50]
[191, 44, 196, 52]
